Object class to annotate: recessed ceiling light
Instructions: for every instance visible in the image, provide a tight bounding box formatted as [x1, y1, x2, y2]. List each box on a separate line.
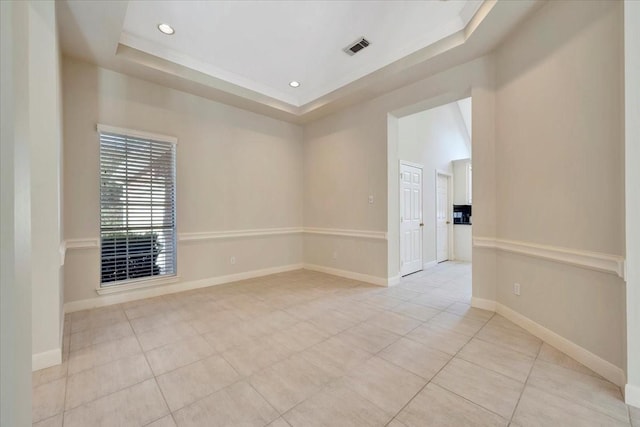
[289, 81, 300, 88]
[158, 23, 175, 35]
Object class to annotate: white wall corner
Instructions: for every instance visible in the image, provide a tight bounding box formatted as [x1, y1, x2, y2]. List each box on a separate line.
[303, 264, 388, 287]
[471, 296, 496, 311]
[32, 348, 62, 372]
[625, 383, 640, 409]
[387, 275, 401, 287]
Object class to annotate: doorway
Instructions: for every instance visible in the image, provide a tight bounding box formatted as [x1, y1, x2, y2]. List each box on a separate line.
[387, 92, 473, 292]
[400, 162, 423, 276]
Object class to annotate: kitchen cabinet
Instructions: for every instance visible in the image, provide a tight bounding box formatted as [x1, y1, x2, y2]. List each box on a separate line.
[452, 158, 472, 205]
[452, 158, 472, 262]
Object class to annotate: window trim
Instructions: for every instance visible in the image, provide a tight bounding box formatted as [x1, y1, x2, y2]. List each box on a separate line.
[97, 123, 178, 288]
[95, 274, 181, 295]
[97, 124, 178, 145]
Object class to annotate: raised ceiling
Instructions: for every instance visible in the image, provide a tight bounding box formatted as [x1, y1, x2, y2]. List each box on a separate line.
[57, 0, 540, 122]
[120, 1, 482, 106]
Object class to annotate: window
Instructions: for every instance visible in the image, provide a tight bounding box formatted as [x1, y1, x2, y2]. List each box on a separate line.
[98, 125, 176, 286]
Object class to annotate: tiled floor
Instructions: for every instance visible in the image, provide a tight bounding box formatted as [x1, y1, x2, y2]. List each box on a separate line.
[33, 262, 637, 426]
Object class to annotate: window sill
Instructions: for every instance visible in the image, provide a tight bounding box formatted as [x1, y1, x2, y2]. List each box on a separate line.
[96, 275, 180, 295]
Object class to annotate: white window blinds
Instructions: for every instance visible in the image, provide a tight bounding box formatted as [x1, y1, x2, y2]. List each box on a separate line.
[99, 127, 177, 286]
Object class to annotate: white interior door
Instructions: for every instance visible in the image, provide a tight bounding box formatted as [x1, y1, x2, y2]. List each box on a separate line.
[400, 163, 423, 276]
[436, 173, 450, 263]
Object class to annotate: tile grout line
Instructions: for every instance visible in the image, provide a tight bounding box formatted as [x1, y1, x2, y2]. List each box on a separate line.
[163, 306, 353, 421]
[60, 312, 156, 420]
[245, 380, 284, 425]
[526, 354, 633, 425]
[64, 309, 138, 377]
[130, 322, 174, 424]
[383, 312, 498, 426]
[271, 305, 398, 423]
[59, 318, 70, 427]
[471, 312, 547, 357]
[474, 308, 630, 425]
[507, 338, 543, 424]
[386, 310, 495, 426]
[160, 293, 361, 422]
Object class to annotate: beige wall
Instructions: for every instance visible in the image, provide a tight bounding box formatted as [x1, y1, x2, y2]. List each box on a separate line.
[29, 0, 64, 362]
[1, 1, 33, 424]
[63, 58, 304, 303]
[304, 56, 495, 290]
[495, 0, 624, 254]
[493, 0, 625, 368]
[302, 84, 389, 279]
[398, 103, 471, 265]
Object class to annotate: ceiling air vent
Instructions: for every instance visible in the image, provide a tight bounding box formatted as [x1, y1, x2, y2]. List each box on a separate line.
[344, 37, 371, 56]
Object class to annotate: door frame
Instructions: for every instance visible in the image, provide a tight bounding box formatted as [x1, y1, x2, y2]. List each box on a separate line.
[399, 160, 424, 275]
[435, 170, 453, 263]
[386, 89, 473, 285]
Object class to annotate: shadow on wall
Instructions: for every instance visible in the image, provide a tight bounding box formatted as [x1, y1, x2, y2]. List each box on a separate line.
[495, 0, 619, 88]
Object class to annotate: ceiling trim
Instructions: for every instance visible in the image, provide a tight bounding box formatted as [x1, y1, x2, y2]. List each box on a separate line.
[57, 0, 541, 124]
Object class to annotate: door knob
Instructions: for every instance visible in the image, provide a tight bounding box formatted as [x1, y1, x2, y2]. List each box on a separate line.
[446, 221, 451, 224]
[419, 223, 424, 227]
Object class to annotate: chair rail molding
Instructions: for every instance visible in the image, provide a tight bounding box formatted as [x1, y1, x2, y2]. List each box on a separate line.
[303, 227, 387, 240]
[67, 227, 389, 247]
[59, 241, 66, 266]
[473, 236, 626, 279]
[179, 227, 303, 241]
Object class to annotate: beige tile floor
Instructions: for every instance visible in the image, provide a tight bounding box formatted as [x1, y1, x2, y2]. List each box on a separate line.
[33, 262, 638, 427]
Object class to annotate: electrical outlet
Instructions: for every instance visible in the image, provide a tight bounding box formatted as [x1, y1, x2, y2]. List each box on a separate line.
[230, 256, 236, 265]
[368, 195, 374, 204]
[513, 283, 521, 296]
[332, 251, 338, 260]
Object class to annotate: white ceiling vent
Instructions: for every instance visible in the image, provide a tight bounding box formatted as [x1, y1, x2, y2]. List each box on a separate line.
[344, 37, 371, 56]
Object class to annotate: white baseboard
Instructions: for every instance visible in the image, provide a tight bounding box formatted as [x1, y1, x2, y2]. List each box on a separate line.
[626, 384, 640, 408]
[64, 262, 392, 313]
[64, 263, 304, 313]
[303, 263, 388, 287]
[471, 298, 626, 388]
[387, 275, 401, 286]
[33, 348, 62, 372]
[471, 297, 496, 311]
[423, 260, 438, 270]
